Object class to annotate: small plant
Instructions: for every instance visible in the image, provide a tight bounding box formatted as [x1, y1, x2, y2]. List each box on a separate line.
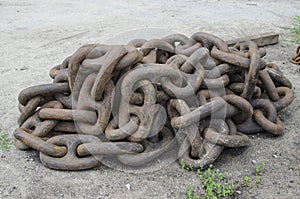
[244, 162, 265, 188]
[255, 162, 265, 176]
[198, 165, 235, 199]
[289, 165, 300, 172]
[180, 159, 194, 171]
[185, 184, 200, 199]
[182, 161, 236, 199]
[255, 176, 262, 185]
[182, 161, 267, 198]
[188, 164, 194, 171]
[0, 127, 12, 150]
[244, 175, 251, 185]
[181, 159, 186, 170]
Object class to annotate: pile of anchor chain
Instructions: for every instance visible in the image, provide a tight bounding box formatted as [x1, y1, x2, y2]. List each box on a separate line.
[14, 32, 294, 170]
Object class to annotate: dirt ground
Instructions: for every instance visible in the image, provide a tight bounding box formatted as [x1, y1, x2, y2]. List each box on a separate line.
[0, 0, 299, 198]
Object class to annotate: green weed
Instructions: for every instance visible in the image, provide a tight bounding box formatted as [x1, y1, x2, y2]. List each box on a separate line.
[275, 16, 300, 44]
[180, 159, 194, 171]
[244, 175, 251, 186]
[182, 161, 267, 198]
[183, 163, 236, 199]
[185, 184, 200, 199]
[198, 165, 235, 199]
[244, 162, 265, 188]
[289, 165, 300, 172]
[0, 127, 12, 150]
[255, 162, 265, 176]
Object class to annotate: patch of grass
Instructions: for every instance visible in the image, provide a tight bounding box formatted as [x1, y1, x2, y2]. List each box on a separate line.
[275, 16, 300, 44]
[182, 161, 268, 198]
[0, 127, 12, 150]
[185, 184, 200, 199]
[289, 165, 300, 172]
[198, 165, 235, 199]
[244, 162, 265, 188]
[180, 159, 194, 171]
[182, 163, 236, 199]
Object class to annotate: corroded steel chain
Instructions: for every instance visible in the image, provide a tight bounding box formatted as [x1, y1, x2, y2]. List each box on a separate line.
[14, 32, 294, 170]
[290, 45, 300, 65]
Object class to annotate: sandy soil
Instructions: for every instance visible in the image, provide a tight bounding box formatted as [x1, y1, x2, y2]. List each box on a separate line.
[0, 0, 299, 198]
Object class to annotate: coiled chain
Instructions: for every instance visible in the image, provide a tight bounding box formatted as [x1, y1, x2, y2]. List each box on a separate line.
[14, 32, 294, 170]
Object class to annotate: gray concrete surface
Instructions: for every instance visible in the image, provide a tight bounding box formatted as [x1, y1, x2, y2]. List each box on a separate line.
[0, 0, 299, 198]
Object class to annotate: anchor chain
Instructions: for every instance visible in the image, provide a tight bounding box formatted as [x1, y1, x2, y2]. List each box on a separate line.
[290, 45, 300, 65]
[14, 32, 294, 170]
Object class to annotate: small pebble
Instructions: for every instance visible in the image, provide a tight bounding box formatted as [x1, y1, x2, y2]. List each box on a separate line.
[252, 160, 257, 164]
[125, 183, 131, 190]
[236, 190, 242, 195]
[272, 154, 278, 158]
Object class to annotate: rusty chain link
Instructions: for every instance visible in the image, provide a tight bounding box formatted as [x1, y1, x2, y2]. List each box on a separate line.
[290, 45, 300, 65]
[14, 32, 294, 170]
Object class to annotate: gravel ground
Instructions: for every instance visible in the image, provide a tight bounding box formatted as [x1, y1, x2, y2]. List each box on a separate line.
[0, 0, 299, 198]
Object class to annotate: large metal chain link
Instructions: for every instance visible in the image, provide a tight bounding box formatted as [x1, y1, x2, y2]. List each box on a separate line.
[290, 45, 300, 65]
[14, 32, 294, 170]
